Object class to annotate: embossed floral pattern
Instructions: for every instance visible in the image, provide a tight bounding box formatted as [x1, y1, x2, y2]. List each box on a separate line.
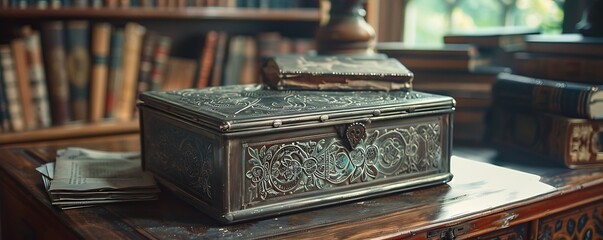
[244, 122, 443, 204]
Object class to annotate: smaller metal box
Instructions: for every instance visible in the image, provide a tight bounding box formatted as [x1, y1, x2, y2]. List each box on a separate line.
[138, 85, 454, 223]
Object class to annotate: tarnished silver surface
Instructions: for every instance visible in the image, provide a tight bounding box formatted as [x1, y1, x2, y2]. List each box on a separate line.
[140, 85, 451, 121]
[139, 85, 454, 224]
[244, 121, 442, 205]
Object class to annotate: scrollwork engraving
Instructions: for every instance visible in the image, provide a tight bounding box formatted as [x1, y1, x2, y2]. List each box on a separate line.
[148, 85, 432, 119]
[244, 121, 443, 204]
[145, 117, 214, 201]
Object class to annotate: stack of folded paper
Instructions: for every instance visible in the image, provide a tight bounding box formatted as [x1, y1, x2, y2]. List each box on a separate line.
[36, 147, 159, 209]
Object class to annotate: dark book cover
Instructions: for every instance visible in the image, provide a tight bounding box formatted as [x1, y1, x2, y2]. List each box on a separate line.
[376, 43, 492, 72]
[513, 52, 603, 84]
[136, 31, 158, 95]
[493, 72, 603, 120]
[148, 36, 171, 91]
[262, 55, 414, 91]
[223, 36, 246, 86]
[488, 107, 603, 168]
[65, 21, 90, 122]
[209, 31, 228, 87]
[525, 34, 603, 57]
[194, 31, 217, 88]
[0, 59, 11, 131]
[42, 21, 70, 125]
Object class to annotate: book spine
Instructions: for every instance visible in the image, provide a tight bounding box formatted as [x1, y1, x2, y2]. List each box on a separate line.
[104, 0, 118, 7]
[493, 72, 601, 119]
[0, 64, 10, 132]
[11, 39, 38, 130]
[0, 46, 24, 132]
[89, 23, 111, 122]
[42, 21, 70, 125]
[489, 107, 603, 168]
[23, 29, 52, 128]
[195, 30, 217, 88]
[209, 31, 228, 87]
[115, 23, 145, 122]
[105, 29, 124, 119]
[223, 35, 245, 86]
[148, 36, 170, 91]
[65, 21, 90, 122]
[513, 53, 603, 85]
[136, 31, 157, 97]
[72, 0, 87, 7]
[49, 0, 60, 8]
[239, 36, 258, 84]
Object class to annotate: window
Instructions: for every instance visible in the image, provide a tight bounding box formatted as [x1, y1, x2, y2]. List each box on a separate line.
[403, 0, 564, 45]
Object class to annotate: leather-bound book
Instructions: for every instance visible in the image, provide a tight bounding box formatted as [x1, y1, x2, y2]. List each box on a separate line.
[65, 21, 90, 122]
[493, 72, 603, 120]
[0, 45, 24, 132]
[262, 55, 414, 91]
[148, 36, 171, 91]
[42, 21, 70, 125]
[89, 23, 111, 122]
[489, 107, 603, 168]
[0, 63, 10, 131]
[195, 30, 217, 88]
[135, 31, 157, 96]
[22, 27, 52, 128]
[11, 38, 38, 130]
[105, 28, 124, 119]
[209, 31, 228, 87]
[115, 22, 145, 122]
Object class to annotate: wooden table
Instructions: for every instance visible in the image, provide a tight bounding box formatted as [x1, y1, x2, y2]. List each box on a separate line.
[1, 134, 602, 239]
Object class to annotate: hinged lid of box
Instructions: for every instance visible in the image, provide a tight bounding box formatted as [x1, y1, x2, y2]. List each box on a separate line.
[139, 85, 454, 132]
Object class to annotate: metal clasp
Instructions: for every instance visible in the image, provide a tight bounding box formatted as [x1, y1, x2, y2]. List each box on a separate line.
[336, 122, 367, 150]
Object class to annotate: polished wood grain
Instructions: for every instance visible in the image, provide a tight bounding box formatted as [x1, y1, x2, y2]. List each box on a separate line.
[0, 121, 139, 147]
[1, 136, 602, 239]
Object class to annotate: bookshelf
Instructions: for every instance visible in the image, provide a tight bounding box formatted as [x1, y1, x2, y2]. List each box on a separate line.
[0, 7, 320, 21]
[0, 6, 321, 145]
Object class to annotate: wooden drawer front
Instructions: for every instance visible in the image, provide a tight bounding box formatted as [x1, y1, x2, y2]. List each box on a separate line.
[470, 223, 529, 240]
[537, 200, 603, 240]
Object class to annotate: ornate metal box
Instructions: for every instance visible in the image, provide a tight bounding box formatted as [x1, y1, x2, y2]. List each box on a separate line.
[138, 85, 455, 224]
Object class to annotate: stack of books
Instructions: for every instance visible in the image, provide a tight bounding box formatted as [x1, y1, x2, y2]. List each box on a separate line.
[377, 42, 505, 144]
[36, 147, 159, 209]
[443, 26, 540, 68]
[488, 34, 603, 168]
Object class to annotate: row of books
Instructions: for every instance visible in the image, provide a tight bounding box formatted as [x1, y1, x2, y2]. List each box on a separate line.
[487, 34, 603, 168]
[0, 21, 315, 133]
[0, 22, 160, 132]
[0, 0, 317, 9]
